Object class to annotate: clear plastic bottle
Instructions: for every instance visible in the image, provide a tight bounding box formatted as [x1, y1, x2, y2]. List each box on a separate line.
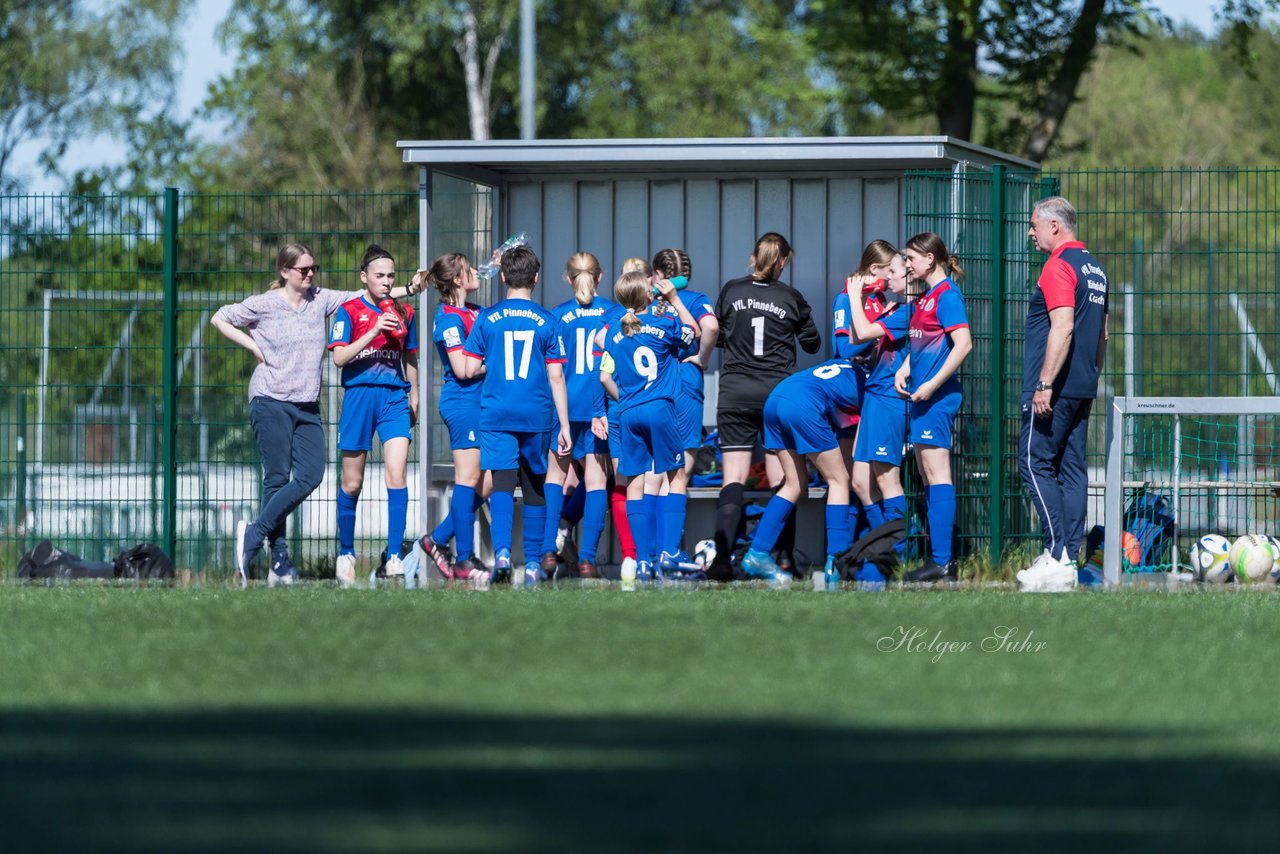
[477, 231, 530, 279]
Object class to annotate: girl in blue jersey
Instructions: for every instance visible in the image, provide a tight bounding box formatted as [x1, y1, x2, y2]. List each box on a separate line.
[894, 232, 973, 582]
[832, 240, 898, 544]
[845, 250, 914, 581]
[413, 252, 491, 585]
[600, 271, 700, 581]
[328, 245, 419, 586]
[739, 358, 863, 587]
[539, 252, 621, 579]
[644, 249, 719, 575]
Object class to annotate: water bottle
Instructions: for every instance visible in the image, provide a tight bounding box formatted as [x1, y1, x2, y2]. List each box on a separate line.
[477, 231, 529, 279]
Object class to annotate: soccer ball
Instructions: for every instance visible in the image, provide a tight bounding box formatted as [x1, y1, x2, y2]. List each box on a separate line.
[1228, 534, 1274, 583]
[693, 538, 717, 568]
[1190, 534, 1232, 583]
[1268, 536, 1280, 582]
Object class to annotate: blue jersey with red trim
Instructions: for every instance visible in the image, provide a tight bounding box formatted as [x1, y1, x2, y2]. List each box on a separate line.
[553, 296, 621, 422]
[908, 279, 968, 393]
[651, 289, 714, 393]
[1023, 241, 1108, 399]
[602, 314, 696, 413]
[769, 358, 864, 423]
[327, 295, 418, 389]
[433, 302, 483, 408]
[463, 297, 566, 432]
[832, 281, 882, 363]
[866, 299, 910, 396]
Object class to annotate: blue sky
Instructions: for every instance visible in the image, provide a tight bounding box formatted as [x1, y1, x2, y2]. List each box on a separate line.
[8, 0, 1227, 192]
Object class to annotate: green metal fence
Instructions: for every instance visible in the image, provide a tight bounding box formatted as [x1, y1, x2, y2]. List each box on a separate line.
[4, 168, 1278, 575]
[905, 167, 1280, 562]
[0, 180, 491, 575]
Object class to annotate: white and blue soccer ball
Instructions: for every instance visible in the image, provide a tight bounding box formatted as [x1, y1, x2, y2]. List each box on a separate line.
[1268, 536, 1280, 582]
[1190, 534, 1232, 583]
[693, 538, 717, 568]
[1229, 534, 1275, 583]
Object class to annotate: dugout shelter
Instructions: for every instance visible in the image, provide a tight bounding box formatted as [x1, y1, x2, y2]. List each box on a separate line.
[397, 136, 1038, 557]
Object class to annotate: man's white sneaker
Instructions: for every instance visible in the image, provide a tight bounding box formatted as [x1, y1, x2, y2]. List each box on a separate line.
[335, 553, 356, 588]
[1018, 555, 1077, 592]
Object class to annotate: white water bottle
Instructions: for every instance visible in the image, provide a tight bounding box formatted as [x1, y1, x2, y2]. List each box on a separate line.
[478, 231, 529, 279]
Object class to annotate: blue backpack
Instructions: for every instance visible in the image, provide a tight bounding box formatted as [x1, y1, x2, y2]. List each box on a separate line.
[1122, 488, 1177, 571]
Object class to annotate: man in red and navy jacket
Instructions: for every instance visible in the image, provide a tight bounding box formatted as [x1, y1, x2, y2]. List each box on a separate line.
[1016, 196, 1109, 592]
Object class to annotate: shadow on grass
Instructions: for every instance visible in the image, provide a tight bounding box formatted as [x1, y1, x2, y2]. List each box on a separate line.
[1, 709, 1276, 852]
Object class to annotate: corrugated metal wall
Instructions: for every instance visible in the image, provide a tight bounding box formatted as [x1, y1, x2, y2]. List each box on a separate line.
[503, 173, 905, 392]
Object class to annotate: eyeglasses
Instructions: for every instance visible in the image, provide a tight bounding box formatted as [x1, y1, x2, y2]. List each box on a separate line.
[290, 265, 320, 276]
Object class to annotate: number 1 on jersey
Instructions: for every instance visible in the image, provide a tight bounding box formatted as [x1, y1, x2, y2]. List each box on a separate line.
[503, 329, 535, 380]
[575, 327, 596, 374]
[751, 315, 765, 356]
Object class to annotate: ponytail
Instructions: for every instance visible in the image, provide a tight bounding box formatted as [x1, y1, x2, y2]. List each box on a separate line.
[426, 252, 470, 305]
[613, 271, 650, 337]
[566, 251, 602, 306]
[750, 232, 792, 282]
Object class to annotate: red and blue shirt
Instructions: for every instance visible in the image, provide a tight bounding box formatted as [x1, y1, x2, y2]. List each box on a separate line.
[832, 280, 884, 364]
[1023, 241, 1109, 399]
[908, 278, 968, 393]
[327, 295, 418, 390]
[867, 300, 910, 396]
[433, 302, 483, 408]
[463, 297, 566, 432]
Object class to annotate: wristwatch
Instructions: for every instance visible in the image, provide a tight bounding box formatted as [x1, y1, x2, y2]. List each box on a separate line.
[1034, 380, 1053, 392]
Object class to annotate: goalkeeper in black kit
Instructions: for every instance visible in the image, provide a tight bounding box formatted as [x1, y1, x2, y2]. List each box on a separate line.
[709, 232, 821, 582]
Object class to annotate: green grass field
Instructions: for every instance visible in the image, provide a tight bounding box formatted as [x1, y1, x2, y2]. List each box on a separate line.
[2, 583, 1279, 852]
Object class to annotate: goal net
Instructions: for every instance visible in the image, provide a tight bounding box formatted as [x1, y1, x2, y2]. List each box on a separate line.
[1103, 397, 1280, 585]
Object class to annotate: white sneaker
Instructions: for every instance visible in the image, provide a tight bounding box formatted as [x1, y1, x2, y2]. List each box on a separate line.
[234, 520, 249, 588]
[1017, 553, 1077, 592]
[384, 554, 405, 577]
[620, 557, 637, 591]
[335, 553, 356, 588]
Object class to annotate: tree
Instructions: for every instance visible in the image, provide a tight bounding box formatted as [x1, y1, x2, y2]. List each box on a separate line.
[201, 0, 830, 192]
[0, 0, 188, 192]
[799, 0, 1280, 163]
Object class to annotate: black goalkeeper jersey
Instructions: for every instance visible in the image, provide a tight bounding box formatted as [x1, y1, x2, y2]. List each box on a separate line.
[714, 275, 821, 407]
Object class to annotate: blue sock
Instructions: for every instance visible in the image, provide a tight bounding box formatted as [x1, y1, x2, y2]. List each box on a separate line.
[337, 488, 359, 554]
[523, 503, 547, 567]
[751, 496, 795, 554]
[387, 487, 408, 559]
[562, 484, 586, 525]
[451, 484, 476, 560]
[541, 484, 566, 555]
[926, 484, 955, 564]
[580, 489, 607, 563]
[645, 492, 660, 560]
[882, 495, 908, 557]
[627, 499, 649, 565]
[826, 504, 852, 557]
[865, 502, 885, 530]
[881, 495, 907, 522]
[661, 493, 688, 556]
[430, 513, 454, 547]
[490, 489, 515, 554]
[849, 502, 868, 543]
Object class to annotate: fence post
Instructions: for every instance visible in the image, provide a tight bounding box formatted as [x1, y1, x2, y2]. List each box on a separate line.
[988, 165, 1007, 564]
[162, 188, 179, 559]
[16, 392, 26, 554]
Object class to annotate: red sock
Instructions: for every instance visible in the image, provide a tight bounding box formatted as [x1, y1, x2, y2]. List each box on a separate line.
[611, 482, 636, 559]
